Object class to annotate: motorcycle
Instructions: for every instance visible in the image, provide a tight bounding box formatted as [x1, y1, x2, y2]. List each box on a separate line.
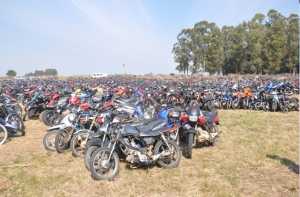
[0, 103, 25, 145]
[89, 117, 181, 180]
[180, 102, 219, 158]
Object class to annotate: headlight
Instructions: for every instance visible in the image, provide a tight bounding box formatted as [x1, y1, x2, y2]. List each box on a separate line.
[68, 113, 76, 122]
[112, 117, 120, 123]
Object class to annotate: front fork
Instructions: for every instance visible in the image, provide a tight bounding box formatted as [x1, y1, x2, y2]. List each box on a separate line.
[161, 134, 172, 150]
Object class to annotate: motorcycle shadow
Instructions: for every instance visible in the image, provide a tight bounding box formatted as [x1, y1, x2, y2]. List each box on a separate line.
[124, 162, 157, 170]
[266, 154, 299, 175]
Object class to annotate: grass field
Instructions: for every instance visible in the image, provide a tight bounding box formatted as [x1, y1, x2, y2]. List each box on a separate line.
[0, 110, 299, 197]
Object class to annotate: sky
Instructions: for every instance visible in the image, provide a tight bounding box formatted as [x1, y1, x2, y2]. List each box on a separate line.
[0, 0, 299, 76]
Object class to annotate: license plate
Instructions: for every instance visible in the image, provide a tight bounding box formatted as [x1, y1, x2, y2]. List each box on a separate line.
[189, 116, 197, 122]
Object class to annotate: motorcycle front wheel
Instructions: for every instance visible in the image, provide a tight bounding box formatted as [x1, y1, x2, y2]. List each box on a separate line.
[0, 125, 8, 145]
[185, 133, 194, 159]
[85, 145, 98, 171]
[43, 130, 59, 151]
[90, 147, 119, 180]
[70, 131, 89, 158]
[6, 114, 25, 136]
[54, 130, 70, 153]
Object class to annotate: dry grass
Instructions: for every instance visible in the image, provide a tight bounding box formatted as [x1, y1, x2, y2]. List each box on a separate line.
[0, 110, 299, 197]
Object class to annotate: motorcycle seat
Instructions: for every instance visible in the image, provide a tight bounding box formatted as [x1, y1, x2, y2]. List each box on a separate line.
[116, 97, 137, 105]
[123, 125, 140, 136]
[139, 129, 161, 137]
[136, 119, 166, 132]
[123, 119, 166, 137]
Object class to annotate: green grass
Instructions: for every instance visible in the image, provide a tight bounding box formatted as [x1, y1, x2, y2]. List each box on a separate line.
[0, 110, 298, 197]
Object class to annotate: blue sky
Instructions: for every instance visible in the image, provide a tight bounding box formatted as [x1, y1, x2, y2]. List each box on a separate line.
[0, 0, 299, 76]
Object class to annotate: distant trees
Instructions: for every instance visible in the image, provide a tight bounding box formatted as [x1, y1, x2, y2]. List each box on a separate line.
[173, 9, 299, 75]
[25, 68, 58, 77]
[6, 70, 17, 77]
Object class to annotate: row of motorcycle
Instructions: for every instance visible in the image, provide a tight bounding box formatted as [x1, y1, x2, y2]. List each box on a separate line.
[0, 77, 298, 180]
[213, 83, 299, 112]
[39, 90, 219, 180]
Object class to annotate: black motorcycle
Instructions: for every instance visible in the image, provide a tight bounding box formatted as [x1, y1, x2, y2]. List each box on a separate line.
[180, 103, 219, 159]
[89, 118, 181, 180]
[0, 103, 25, 145]
[24, 94, 48, 120]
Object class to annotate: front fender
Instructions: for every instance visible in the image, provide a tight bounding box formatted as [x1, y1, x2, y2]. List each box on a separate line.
[47, 124, 65, 132]
[86, 138, 103, 148]
[182, 128, 196, 135]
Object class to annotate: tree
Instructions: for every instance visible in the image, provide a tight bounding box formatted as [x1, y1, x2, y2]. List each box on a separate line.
[6, 70, 17, 77]
[34, 70, 44, 76]
[192, 21, 224, 74]
[172, 29, 193, 75]
[247, 13, 266, 74]
[173, 9, 299, 75]
[45, 68, 58, 76]
[285, 14, 299, 74]
[264, 9, 287, 73]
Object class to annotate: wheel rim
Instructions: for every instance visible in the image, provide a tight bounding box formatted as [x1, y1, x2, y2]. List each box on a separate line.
[158, 143, 179, 165]
[45, 132, 57, 150]
[56, 132, 68, 149]
[0, 126, 8, 145]
[73, 133, 88, 156]
[92, 149, 116, 177]
[7, 115, 22, 131]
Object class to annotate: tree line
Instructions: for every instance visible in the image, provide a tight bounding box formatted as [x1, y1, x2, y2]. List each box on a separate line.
[25, 68, 58, 77]
[6, 68, 58, 77]
[172, 9, 299, 75]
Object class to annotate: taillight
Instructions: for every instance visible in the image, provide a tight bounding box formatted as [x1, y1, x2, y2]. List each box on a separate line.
[180, 113, 189, 122]
[80, 103, 90, 111]
[96, 116, 104, 124]
[197, 115, 206, 125]
[214, 116, 219, 124]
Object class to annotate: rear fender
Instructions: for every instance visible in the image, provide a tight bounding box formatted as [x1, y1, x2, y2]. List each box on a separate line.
[73, 129, 89, 135]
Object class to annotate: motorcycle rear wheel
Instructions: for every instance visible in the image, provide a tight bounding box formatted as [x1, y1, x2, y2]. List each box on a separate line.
[43, 130, 58, 151]
[185, 133, 194, 159]
[85, 146, 98, 171]
[0, 125, 8, 145]
[154, 140, 181, 168]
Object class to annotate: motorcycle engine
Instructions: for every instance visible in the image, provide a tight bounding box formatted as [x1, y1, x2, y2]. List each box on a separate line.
[125, 138, 150, 164]
[196, 127, 210, 143]
[196, 127, 218, 143]
[143, 137, 155, 145]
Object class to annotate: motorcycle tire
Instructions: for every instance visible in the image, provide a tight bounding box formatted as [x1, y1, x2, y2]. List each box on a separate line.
[154, 140, 181, 169]
[70, 131, 89, 158]
[54, 130, 70, 153]
[84, 146, 98, 171]
[90, 147, 119, 181]
[40, 110, 57, 126]
[185, 133, 194, 159]
[0, 125, 8, 145]
[272, 102, 277, 112]
[6, 114, 25, 135]
[43, 130, 59, 151]
[27, 109, 36, 119]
